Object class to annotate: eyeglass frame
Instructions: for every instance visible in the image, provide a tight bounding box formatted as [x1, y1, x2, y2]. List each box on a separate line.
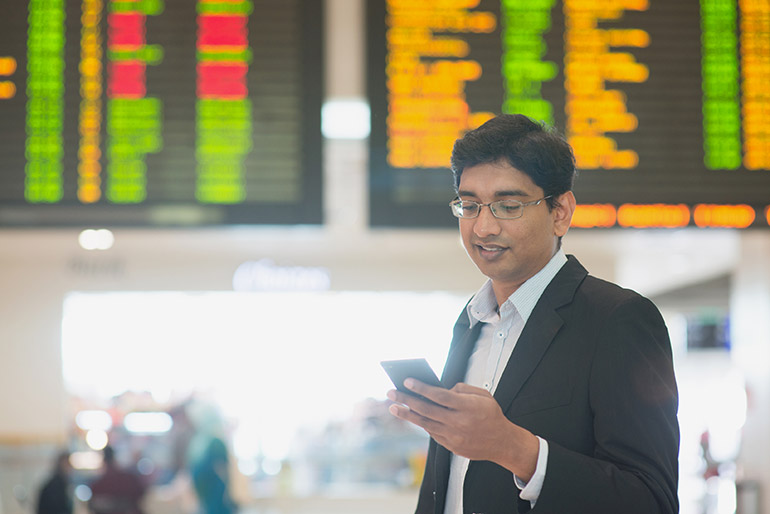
[449, 195, 553, 220]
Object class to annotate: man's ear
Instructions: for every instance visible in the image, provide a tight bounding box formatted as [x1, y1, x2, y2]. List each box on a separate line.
[552, 191, 576, 237]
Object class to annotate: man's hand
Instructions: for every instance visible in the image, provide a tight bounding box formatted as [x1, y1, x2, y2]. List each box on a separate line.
[387, 379, 539, 481]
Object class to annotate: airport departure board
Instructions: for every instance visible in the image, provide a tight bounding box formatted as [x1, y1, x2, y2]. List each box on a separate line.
[0, 0, 323, 227]
[368, 0, 770, 229]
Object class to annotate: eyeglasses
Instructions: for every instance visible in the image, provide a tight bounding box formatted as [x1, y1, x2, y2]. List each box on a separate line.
[449, 195, 552, 220]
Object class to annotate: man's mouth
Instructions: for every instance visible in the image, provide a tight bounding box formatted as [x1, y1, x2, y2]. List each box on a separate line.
[475, 243, 507, 258]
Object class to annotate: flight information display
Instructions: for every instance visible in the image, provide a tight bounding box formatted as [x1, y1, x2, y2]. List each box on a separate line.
[367, 0, 770, 229]
[0, 0, 323, 227]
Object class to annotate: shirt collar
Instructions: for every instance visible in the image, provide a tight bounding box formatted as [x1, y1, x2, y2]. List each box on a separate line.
[467, 249, 568, 327]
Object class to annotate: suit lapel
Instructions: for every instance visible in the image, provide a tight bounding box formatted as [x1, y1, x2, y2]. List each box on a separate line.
[493, 303, 563, 412]
[442, 316, 482, 388]
[493, 256, 588, 413]
[434, 308, 483, 514]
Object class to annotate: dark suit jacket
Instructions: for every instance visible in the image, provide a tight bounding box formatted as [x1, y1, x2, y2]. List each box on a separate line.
[415, 256, 679, 514]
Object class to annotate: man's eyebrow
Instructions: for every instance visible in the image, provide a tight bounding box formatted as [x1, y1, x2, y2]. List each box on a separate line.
[457, 189, 529, 198]
[495, 189, 529, 198]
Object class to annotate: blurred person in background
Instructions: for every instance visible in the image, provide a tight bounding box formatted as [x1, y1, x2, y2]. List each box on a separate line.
[387, 114, 679, 514]
[187, 402, 238, 514]
[36, 450, 73, 514]
[89, 445, 147, 514]
[191, 436, 237, 514]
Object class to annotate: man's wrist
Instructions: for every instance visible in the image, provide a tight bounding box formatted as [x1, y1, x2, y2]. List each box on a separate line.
[517, 437, 549, 505]
[496, 421, 539, 481]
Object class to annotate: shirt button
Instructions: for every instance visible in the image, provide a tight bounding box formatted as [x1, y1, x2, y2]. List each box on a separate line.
[483, 382, 491, 390]
[497, 332, 504, 338]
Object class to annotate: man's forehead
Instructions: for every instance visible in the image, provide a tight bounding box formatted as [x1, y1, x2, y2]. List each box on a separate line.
[457, 163, 539, 197]
[457, 187, 530, 198]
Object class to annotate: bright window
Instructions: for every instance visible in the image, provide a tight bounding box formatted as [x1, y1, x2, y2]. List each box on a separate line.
[62, 291, 469, 465]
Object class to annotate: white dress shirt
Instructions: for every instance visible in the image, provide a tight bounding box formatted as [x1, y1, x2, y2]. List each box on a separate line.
[443, 249, 567, 514]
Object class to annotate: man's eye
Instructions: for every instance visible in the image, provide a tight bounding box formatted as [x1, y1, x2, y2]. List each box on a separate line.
[498, 203, 520, 213]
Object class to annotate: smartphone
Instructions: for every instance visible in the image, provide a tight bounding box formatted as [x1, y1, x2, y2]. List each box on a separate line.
[381, 358, 444, 402]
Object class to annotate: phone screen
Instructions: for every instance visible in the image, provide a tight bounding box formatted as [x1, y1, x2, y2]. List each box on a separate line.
[380, 358, 443, 400]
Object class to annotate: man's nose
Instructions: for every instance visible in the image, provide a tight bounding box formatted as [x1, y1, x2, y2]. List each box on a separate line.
[473, 204, 502, 236]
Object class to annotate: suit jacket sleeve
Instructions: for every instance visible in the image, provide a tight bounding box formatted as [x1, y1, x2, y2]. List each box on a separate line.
[531, 294, 679, 514]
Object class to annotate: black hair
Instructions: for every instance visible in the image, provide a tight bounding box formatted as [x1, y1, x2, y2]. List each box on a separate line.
[53, 450, 70, 473]
[450, 114, 576, 210]
[102, 445, 115, 465]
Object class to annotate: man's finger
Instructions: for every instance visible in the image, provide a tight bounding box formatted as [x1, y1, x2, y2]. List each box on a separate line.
[388, 402, 447, 439]
[451, 382, 494, 397]
[404, 379, 458, 408]
[387, 388, 450, 420]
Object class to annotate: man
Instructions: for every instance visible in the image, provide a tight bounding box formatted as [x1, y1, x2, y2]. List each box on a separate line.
[387, 114, 679, 514]
[89, 446, 147, 514]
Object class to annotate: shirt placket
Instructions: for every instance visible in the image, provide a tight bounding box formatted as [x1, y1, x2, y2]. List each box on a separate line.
[482, 303, 514, 393]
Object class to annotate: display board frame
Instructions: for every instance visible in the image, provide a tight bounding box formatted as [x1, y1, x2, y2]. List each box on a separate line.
[367, 0, 770, 229]
[0, 0, 324, 228]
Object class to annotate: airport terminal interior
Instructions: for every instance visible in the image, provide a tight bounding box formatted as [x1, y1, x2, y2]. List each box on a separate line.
[2, 1, 770, 514]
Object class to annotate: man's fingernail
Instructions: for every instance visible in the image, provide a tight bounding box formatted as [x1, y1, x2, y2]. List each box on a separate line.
[404, 378, 415, 389]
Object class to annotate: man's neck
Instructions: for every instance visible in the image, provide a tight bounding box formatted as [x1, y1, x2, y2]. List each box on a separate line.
[492, 281, 523, 307]
[490, 248, 563, 307]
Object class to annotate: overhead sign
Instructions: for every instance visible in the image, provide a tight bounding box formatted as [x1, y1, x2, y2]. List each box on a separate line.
[367, 0, 770, 228]
[0, 0, 323, 227]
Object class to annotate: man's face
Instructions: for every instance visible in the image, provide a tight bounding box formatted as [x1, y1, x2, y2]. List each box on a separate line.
[457, 160, 571, 300]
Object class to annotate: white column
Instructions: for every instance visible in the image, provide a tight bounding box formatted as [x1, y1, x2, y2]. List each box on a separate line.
[731, 232, 770, 514]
